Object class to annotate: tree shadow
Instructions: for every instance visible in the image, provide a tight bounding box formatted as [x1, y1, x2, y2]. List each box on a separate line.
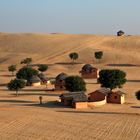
[107, 64, 140, 67]
[55, 62, 83, 65]
[19, 101, 71, 109]
[0, 74, 13, 77]
[17, 92, 60, 96]
[127, 80, 140, 83]
[21, 89, 54, 92]
[30, 64, 54, 67]
[86, 82, 98, 85]
[0, 99, 34, 103]
[0, 70, 6, 72]
[56, 110, 140, 116]
[0, 83, 8, 87]
[131, 106, 140, 109]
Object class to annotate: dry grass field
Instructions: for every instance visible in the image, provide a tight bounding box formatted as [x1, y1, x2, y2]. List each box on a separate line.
[0, 33, 140, 140]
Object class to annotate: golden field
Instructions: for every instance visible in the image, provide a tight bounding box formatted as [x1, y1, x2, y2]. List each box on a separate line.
[0, 33, 140, 140]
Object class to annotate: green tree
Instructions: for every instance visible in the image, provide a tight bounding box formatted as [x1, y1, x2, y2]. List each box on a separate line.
[38, 64, 48, 73]
[7, 79, 26, 96]
[94, 51, 103, 62]
[98, 69, 126, 90]
[135, 90, 140, 100]
[8, 65, 16, 76]
[21, 58, 32, 66]
[16, 67, 38, 81]
[65, 76, 86, 92]
[69, 52, 79, 63]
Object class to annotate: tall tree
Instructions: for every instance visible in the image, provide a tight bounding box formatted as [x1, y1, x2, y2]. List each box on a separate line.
[69, 52, 79, 63]
[65, 76, 86, 92]
[21, 58, 32, 66]
[7, 79, 26, 96]
[8, 65, 16, 76]
[98, 69, 126, 90]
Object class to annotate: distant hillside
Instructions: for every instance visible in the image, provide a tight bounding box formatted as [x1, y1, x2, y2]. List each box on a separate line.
[0, 33, 140, 66]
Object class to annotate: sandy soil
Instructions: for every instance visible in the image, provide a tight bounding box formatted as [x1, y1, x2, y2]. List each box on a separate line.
[0, 33, 140, 140]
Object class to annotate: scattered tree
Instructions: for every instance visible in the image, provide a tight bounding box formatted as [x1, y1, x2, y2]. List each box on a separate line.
[65, 76, 86, 92]
[98, 69, 126, 91]
[16, 67, 38, 81]
[8, 65, 16, 76]
[38, 64, 48, 73]
[7, 79, 26, 96]
[20, 58, 32, 66]
[69, 52, 79, 63]
[135, 90, 140, 100]
[94, 51, 103, 62]
[117, 30, 125, 36]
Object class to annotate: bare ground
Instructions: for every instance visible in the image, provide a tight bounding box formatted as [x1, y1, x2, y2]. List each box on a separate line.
[0, 33, 140, 140]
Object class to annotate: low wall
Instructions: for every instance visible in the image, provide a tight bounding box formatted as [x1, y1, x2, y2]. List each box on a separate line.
[32, 82, 41, 87]
[74, 98, 106, 109]
[87, 98, 106, 108]
[75, 102, 88, 109]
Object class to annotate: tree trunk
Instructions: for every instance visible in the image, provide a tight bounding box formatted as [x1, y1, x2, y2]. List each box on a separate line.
[72, 59, 75, 64]
[16, 90, 18, 96]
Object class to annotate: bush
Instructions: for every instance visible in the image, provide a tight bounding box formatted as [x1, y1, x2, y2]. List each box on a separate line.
[98, 69, 126, 90]
[65, 76, 86, 92]
[38, 64, 48, 72]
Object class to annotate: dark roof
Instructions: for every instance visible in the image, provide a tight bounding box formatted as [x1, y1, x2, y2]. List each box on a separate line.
[113, 91, 125, 96]
[73, 94, 88, 102]
[29, 75, 41, 83]
[38, 73, 48, 81]
[81, 64, 97, 72]
[56, 73, 68, 80]
[89, 88, 111, 96]
[60, 92, 88, 102]
[117, 30, 125, 36]
[117, 30, 124, 33]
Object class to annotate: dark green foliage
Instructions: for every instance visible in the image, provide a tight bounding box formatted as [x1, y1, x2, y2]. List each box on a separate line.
[38, 64, 48, 72]
[8, 65, 16, 76]
[65, 76, 86, 92]
[135, 90, 140, 100]
[7, 79, 26, 96]
[98, 69, 126, 90]
[69, 52, 79, 63]
[94, 51, 103, 61]
[21, 58, 32, 66]
[16, 67, 38, 80]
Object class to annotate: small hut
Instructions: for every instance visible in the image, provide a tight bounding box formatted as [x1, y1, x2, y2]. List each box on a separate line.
[80, 64, 98, 79]
[55, 73, 68, 90]
[38, 73, 48, 84]
[89, 88, 125, 104]
[117, 30, 125, 36]
[88, 88, 111, 102]
[28, 75, 41, 86]
[107, 91, 125, 104]
[60, 92, 88, 109]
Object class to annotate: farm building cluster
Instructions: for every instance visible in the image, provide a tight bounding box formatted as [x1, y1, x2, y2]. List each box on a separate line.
[26, 64, 125, 109]
[59, 88, 125, 109]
